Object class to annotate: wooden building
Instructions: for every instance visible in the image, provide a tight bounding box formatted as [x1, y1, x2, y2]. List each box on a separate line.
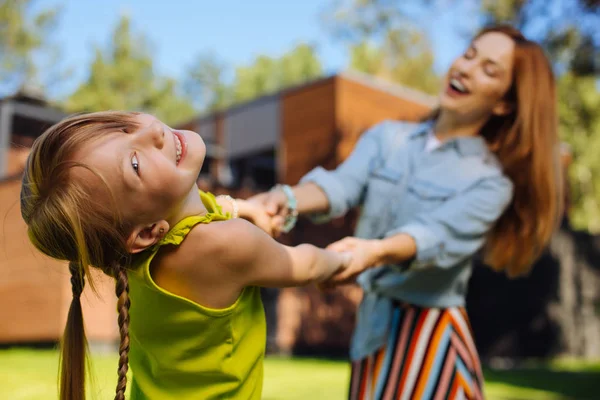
[0, 73, 436, 349]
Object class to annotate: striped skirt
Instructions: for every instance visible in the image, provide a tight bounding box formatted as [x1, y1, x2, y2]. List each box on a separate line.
[348, 302, 484, 400]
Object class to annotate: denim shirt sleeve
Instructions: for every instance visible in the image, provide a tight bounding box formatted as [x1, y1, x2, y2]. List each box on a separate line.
[386, 175, 514, 269]
[299, 121, 389, 222]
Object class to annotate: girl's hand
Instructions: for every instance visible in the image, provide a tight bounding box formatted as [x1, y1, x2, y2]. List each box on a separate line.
[237, 199, 281, 237]
[246, 191, 288, 237]
[247, 190, 288, 219]
[323, 237, 384, 286]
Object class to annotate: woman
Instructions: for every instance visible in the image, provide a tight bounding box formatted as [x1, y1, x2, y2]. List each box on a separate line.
[251, 25, 561, 399]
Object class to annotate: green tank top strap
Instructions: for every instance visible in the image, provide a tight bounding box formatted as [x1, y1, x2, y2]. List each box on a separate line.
[153, 190, 231, 248]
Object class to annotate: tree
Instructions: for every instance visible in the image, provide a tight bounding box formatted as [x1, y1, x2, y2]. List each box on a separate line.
[279, 43, 323, 88]
[232, 55, 281, 103]
[184, 52, 232, 112]
[480, 0, 599, 76]
[184, 43, 324, 112]
[349, 41, 385, 76]
[348, 30, 440, 94]
[66, 16, 194, 125]
[558, 74, 600, 231]
[323, 0, 441, 94]
[233, 43, 323, 103]
[0, 0, 63, 97]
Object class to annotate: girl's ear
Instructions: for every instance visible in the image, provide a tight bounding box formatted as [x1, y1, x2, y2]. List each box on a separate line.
[126, 220, 169, 253]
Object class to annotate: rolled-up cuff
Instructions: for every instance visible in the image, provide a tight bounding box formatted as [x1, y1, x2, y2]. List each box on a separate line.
[300, 167, 347, 223]
[385, 223, 443, 269]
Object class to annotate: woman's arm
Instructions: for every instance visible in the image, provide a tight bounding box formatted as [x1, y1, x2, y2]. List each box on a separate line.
[384, 175, 513, 269]
[324, 176, 513, 284]
[323, 235, 416, 284]
[248, 121, 393, 228]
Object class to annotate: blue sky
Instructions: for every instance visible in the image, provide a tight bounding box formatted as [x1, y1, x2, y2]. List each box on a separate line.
[35, 0, 472, 98]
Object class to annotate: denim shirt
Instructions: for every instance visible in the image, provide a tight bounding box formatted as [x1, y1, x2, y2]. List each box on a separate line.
[300, 120, 513, 360]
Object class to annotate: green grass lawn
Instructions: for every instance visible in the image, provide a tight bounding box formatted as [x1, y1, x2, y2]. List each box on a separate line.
[0, 349, 598, 399]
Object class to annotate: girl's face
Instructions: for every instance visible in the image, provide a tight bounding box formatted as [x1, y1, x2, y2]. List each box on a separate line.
[439, 32, 516, 122]
[72, 113, 206, 233]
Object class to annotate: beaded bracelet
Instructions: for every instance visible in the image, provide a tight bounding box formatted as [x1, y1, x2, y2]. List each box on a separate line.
[217, 194, 239, 219]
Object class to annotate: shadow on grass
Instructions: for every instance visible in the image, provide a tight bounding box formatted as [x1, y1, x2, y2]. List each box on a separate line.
[484, 367, 600, 400]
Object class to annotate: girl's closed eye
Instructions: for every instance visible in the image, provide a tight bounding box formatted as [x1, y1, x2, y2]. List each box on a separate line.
[132, 153, 140, 175]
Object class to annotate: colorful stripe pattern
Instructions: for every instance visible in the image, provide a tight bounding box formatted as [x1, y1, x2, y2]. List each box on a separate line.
[349, 303, 484, 400]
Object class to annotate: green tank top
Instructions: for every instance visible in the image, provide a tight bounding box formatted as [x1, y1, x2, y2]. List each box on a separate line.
[127, 191, 266, 400]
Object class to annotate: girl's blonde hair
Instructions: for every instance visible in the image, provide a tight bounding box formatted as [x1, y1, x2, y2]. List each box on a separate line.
[21, 111, 142, 400]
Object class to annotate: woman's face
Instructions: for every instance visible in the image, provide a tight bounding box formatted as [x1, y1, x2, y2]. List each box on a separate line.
[439, 32, 516, 122]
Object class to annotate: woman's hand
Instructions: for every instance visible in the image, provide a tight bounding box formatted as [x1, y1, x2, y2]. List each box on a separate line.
[323, 237, 384, 286]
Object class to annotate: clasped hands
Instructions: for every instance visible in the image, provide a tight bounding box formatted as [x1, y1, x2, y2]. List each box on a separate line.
[239, 191, 383, 288]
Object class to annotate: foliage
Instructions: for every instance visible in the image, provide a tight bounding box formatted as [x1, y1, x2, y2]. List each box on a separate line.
[557, 74, 600, 231]
[0, 0, 64, 97]
[65, 16, 195, 125]
[184, 51, 232, 112]
[323, 0, 441, 94]
[184, 43, 324, 112]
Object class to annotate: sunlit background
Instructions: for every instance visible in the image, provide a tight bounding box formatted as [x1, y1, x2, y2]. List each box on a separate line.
[1, 1, 599, 399]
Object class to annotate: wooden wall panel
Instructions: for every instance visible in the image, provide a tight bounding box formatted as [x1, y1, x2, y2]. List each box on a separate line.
[0, 181, 118, 344]
[4, 147, 28, 177]
[335, 76, 433, 161]
[0, 181, 62, 342]
[280, 78, 336, 185]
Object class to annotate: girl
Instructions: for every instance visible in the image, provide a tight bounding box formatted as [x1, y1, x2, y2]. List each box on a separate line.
[20, 111, 351, 400]
[252, 25, 562, 399]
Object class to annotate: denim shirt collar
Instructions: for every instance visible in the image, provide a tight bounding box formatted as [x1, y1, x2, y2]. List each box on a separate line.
[409, 120, 489, 158]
